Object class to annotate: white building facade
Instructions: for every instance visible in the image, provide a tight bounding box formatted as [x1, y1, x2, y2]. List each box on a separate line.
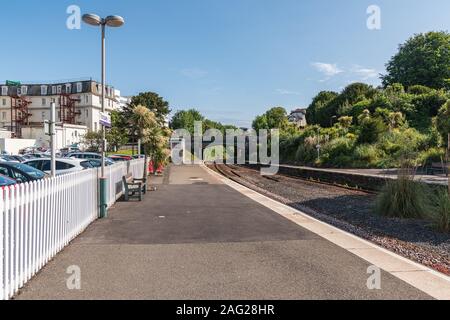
[0, 79, 125, 137]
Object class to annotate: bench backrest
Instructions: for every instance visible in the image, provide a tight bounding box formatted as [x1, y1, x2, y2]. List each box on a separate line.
[431, 162, 446, 168]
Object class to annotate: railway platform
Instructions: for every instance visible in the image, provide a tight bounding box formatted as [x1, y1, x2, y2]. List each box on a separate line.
[15, 164, 449, 300]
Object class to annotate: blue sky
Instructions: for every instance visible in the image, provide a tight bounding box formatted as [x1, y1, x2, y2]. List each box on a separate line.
[1, 1, 449, 127]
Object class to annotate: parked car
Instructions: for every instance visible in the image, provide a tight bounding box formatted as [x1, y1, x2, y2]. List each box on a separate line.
[0, 162, 47, 183]
[109, 155, 133, 162]
[23, 158, 93, 176]
[66, 152, 102, 160]
[132, 154, 145, 159]
[24, 153, 45, 159]
[9, 155, 27, 163]
[0, 155, 21, 163]
[0, 174, 17, 187]
[60, 147, 80, 155]
[87, 159, 115, 167]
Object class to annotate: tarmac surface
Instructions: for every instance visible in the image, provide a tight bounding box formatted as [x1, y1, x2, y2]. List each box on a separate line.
[16, 165, 432, 300]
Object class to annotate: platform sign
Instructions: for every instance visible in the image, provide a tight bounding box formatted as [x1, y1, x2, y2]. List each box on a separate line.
[99, 112, 112, 128]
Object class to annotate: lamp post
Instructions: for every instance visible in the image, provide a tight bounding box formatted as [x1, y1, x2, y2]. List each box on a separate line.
[82, 13, 124, 218]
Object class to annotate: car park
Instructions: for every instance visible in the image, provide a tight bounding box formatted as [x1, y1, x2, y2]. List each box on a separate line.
[24, 153, 45, 159]
[66, 152, 102, 160]
[9, 155, 26, 163]
[0, 155, 21, 163]
[109, 155, 133, 162]
[0, 174, 17, 187]
[23, 158, 92, 176]
[0, 162, 47, 183]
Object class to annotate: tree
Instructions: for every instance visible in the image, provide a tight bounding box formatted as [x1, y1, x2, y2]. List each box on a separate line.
[382, 31, 450, 90]
[265, 107, 289, 129]
[106, 110, 129, 151]
[130, 106, 170, 177]
[252, 107, 290, 131]
[170, 109, 205, 134]
[252, 114, 268, 131]
[125, 92, 171, 126]
[81, 131, 103, 152]
[338, 116, 353, 129]
[436, 100, 450, 146]
[358, 116, 386, 144]
[306, 91, 338, 126]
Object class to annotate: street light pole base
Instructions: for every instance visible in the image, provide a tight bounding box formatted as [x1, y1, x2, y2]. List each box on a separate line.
[99, 177, 108, 218]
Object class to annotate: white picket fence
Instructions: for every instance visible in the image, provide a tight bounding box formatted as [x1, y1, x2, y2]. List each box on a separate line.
[0, 159, 145, 300]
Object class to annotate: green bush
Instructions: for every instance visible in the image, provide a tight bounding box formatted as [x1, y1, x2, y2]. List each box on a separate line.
[375, 172, 431, 219]
[376, 128, 428, 167]
[353, 144, 383, 167]
[320, 137, 355, 167]
[416, 147, 445, 166]
[358, 117, 386, 144]
[430, 190, 450, 233]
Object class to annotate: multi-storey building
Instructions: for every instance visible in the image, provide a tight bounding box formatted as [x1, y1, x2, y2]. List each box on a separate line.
[0, 79, 123, 138]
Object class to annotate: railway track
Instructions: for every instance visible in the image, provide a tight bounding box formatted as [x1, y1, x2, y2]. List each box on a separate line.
[208, 163, 450, 276]
[212, 163, 374, 194]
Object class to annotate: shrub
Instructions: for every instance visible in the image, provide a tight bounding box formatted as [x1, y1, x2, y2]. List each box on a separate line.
[376, 128, 428, 167]
[320, 137, 355, 167]
[375, 171, 431, 219]
[353, 144, 382, 167]
[358, 117, 386, 144]
[416, 147, 445, 166]
[430, 190, 450, 233]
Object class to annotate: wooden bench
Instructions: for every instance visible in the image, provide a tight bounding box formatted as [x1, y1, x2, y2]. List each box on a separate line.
[122, 173, 147, 201]
[426, 162, 449, 176]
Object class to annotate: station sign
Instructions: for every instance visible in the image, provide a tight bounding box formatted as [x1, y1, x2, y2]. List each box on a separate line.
[99, 112, 112, 128]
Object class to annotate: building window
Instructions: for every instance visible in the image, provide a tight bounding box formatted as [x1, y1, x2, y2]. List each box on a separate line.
[2, 98, 6, 106]
[85, 109, 88, 117]
[94, 122, 98, 132]
[57, 85, 62, 94]
[65, 84, 71, 93]
[76, 82, 82, 93]
[42, 98, 46, 106]
[2, 86, 8, 96]
[2, 112, 6, 120]
[52, 86, 57, 94]
[41, 85, 48, 95]
[85, 95, 89, 104]
[41, 111, 46, 120]
[58, 111, 61, 119]
[21, 86, 28, 95]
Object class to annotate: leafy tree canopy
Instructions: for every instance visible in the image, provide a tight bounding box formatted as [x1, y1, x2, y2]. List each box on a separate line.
[126, 92, 171, 126]
[382, 31, 450, 90]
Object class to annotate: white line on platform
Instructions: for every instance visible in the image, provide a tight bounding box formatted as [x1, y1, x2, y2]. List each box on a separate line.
[202, 164, 450, 300]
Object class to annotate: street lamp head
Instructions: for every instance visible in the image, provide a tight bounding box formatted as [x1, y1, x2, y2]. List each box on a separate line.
[82, 13, 102, 26]
[105, 15, 125, 27]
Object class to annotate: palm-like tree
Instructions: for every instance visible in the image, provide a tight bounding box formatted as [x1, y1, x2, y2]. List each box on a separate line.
[130, 105, 170, 178]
